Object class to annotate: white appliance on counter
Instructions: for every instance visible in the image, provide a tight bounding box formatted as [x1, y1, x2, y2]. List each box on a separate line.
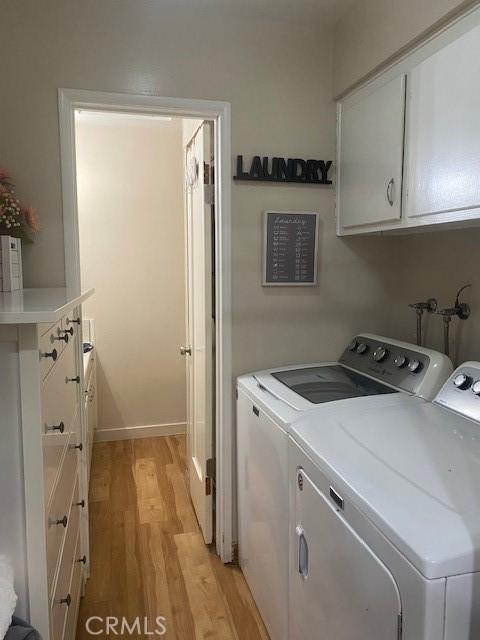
[236, 334, 452, 640]
[290, 362, 480, 640]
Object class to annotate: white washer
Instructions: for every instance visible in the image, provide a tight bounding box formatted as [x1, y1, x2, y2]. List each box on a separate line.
[289, 362, 480, 640]
[236, 334, 452, 640]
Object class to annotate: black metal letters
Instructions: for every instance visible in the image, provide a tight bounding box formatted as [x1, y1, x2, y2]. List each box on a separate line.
[235, 155, 332, 185]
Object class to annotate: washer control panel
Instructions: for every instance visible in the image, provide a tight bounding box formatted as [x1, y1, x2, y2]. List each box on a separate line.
[340, 335, 431, 394]
[434, 362, 480, 422]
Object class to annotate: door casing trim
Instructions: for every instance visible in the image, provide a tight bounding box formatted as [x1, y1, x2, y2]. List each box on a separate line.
[58, 88, 233, 562]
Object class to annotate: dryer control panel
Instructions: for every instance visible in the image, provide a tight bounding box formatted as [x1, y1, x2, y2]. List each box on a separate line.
[434, 362, 480, 422]
[339, 334, 452, 399]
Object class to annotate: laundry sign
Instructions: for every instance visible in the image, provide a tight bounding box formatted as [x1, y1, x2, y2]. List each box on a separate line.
[235, 155, 333, 185]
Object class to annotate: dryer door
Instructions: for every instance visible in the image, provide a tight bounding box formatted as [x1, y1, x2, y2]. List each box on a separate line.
[291, 467, 402, 640]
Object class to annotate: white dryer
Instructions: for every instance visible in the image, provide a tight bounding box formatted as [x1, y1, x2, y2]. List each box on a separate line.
[289, 362, 480, 640]
[236, 334, 452, 640]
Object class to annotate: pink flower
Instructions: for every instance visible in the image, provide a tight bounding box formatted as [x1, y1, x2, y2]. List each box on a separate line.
[24, 206, 41, 232]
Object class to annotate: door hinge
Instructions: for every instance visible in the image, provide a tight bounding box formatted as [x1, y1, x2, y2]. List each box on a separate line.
[204, 184, 214, 205]
[205, 457, 215, 496]
[397, 612, 403, 640]
[206, 457, 216, 480]
[205, 476, 212, 496]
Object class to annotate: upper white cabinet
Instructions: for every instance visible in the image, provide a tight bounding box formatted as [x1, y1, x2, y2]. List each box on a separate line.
[405, 23, 480, 221]
[337, 75, 406, 233]
[336, 10, 480, 236]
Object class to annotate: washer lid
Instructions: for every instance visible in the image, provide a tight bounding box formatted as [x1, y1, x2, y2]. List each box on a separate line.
[290, 395, 480, 579]
[254, 363, 397, 411]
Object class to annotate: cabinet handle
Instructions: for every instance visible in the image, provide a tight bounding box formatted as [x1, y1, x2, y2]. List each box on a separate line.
[66, 375, 80, 384]
[386, 178, 395, 206]
[67, 317, 81, 325]
[296, 525, 309, 579]
[64, 327, 74, 336]
[54, 515, 68, 528]
[75, 499, 85, 508]
[53, 333, 69, 344]
[59, 594, 71, 607]
[42, 348, 58, 361]
[70, 442, 83, 451]
[76, 555, 87, 565]
[46, 421, 65, 434]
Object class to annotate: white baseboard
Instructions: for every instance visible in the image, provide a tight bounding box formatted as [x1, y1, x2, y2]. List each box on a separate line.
[93, 422, 186, 442]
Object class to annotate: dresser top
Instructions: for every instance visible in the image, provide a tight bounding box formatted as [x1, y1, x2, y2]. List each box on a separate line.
[0, 288, 94, 323]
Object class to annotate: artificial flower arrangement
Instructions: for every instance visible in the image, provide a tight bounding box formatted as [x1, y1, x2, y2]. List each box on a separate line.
[0, 169, 40, 240]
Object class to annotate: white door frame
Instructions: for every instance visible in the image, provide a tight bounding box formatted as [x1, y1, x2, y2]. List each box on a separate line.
[58, 88, 233, 562]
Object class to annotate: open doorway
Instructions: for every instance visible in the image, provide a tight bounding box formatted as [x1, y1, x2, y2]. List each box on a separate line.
[58, 90, 233, 562]
[75, 110, 216, 546]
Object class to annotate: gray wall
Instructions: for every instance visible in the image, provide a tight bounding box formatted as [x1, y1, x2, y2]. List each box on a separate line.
[0, 0, 402, 379]
[334, 0, 479, 96]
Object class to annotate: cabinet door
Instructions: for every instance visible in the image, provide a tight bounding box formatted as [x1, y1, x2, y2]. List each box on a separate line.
[290, 467, 402, 640]
[338, 75, 406, 231]
[406, 23, 480, 220]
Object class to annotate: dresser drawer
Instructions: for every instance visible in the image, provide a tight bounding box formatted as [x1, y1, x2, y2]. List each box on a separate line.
[46, 440, 78, 594]
[51, 526, 82, 640]
[39, 320, 67, 380]
[63, 543, 83, 640]
[42, 345, 79, 506]
[51, 476, 81, 599]
[42, 336, 78, 435]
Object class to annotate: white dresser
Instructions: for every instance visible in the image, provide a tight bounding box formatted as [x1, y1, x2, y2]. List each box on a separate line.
[0, 287, 94, 640]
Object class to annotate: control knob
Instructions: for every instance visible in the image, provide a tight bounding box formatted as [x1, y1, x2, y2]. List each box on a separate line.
[394, 355, 408, 368]
[407, 359, 422, 374]
[373, 345, 388, 362]
[453, 373, 472, 390]
[356, 343, 368, 355]
[348, 339, 358, 352]
[472, 380, 480, 396]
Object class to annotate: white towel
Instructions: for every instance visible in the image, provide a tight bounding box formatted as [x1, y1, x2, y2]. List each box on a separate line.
[0, 556, 17, 640]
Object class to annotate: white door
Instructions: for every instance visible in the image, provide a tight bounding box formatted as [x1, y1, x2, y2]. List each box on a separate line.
[338, 75, 406, 231]
[183, 122, 214, 544]
[405, 22, 480, 220]
[291, 466, 402, 640]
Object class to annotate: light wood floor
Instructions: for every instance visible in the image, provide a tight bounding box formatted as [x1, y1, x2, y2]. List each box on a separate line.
[76, 436, 269, 639]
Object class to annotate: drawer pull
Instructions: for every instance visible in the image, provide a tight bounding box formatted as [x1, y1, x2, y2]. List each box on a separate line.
[53, 515, 68, 528]
[67, 317, 81, 325]
[64, 327, 74, 336]
[66, 375, 80, 384]
[76, 555, 87, 565]
[59, 594, 71, 607]
[75, 499, 85, 508]
[46, 421, 65, 434]
[53, 333, 69, 344]
[70, 442, 83, 451]
[42, 348, 58, 361]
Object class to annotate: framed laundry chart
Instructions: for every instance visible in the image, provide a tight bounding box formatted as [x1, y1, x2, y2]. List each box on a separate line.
[262, 211, 319, 286]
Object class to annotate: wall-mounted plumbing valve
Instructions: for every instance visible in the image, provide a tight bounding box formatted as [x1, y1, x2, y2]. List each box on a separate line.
[434, 285, 471, 358]
[408, 298, 437, 346]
